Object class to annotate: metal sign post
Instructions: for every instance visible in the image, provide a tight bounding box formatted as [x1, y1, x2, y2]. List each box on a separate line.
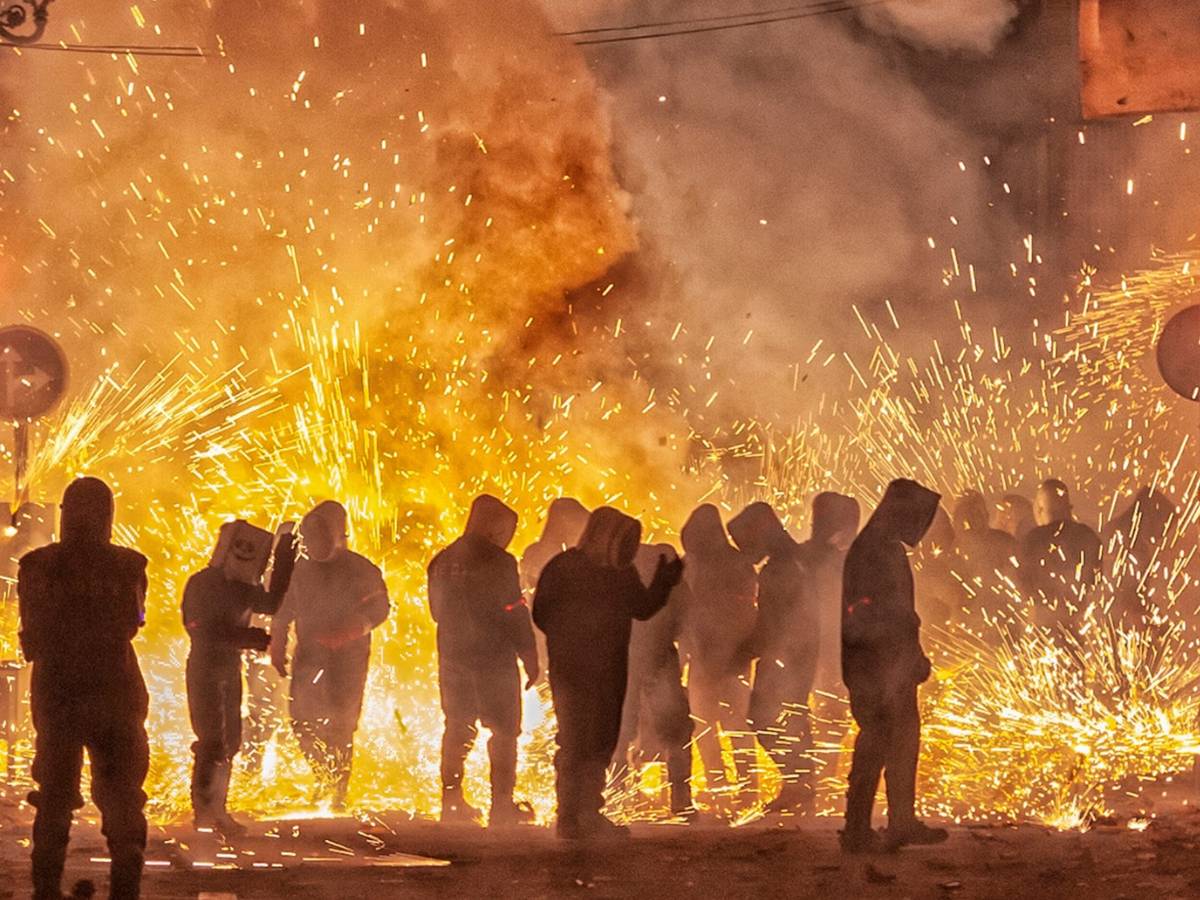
[0, 326, 68, 516]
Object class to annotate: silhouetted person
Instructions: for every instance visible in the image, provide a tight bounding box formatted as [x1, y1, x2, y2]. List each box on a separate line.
[911, 505, 959, 627]
[533, 507, 683, 839]
[428, 495, 539, 827]
[1019, 479, 1102, 633]
[614, 543, 695, 819]
[520, 498, 589, 686]
[996, 493, 1035, 543]
[841, 478, 948, 853]
[679, 504, 758, 802]
[183, 520, 296, 836]
[270, 501, 389, 809]
[731, 502, 816, 817]
[1102, 486, 1176, 625]
[951, 492, 1016, 637]
[18, 478, 149, 900]
[797, 493, 861, 696]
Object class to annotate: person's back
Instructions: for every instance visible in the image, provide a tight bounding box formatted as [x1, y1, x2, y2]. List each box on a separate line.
[18, 477, 149, 900]
[430, 533, 525, 667]
[795, 492, 860, 695]
[1018, 480, 1101, 629]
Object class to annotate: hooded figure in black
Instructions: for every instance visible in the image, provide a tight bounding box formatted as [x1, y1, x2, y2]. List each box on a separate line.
[18, 478, 149, 900]
[679, 504, 758, 800]
[730, 502, 817, 817]
[270, 501, 389, 809]
[1102, 486, 1177, 625]
[428, 494, 540, 827]
[841, 478, 948, 853]
[533, 507, 683, 839]
[182, 520, 296, 835]
[1018, 479, 1102, 633]
[951, 492, 1017, 637]
[613, 543, 695, 818]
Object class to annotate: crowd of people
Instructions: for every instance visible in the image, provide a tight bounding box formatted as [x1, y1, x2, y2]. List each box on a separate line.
[13, 471, 1162, 898]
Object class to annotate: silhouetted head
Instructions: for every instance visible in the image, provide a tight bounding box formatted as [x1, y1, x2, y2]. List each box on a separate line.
[539, 497, 589, 546]
[727, 502, 788, 563]
[864, 479, 941, 548]
[923, 506, 956, 556]
[300, 500, 348, 562]
[952, 491, 990, 533]
[810, 492, 860, 550]
[60, 477, 114, 545]
[464, 494, 519, 549]
[998, 494, 1035, 540]
[209, 519, 273, 583]
[1035, 479, 1072, 527]
[578, 507, 641, 568]
[680, 504, 732, 556]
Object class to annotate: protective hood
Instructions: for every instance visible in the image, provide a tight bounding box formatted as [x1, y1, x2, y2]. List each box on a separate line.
[680, 504, 732, 556]
[727, 502, 788, 563]
[952, 491, 990, 533]
[810, 492, 861, 545]
[209, 519, 274, 585]
[60, 477, 114, 545]
[464, 493, 519, 549]
[634, 543, 677, 588]
[300, 500, 348, 563]
[539, 497, 590, 546]
[578, 507, 642, 569]
[864, 479, 941, 548]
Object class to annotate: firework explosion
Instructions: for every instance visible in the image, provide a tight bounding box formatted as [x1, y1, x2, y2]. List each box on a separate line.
[0, 0, 1197, 833]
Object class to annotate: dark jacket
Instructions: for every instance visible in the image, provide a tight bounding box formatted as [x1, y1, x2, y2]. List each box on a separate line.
[182, 567, 281, 667]
[841, 479, 939, 692]
[18, 477, 149, 717]
[428, 496, 536, 671]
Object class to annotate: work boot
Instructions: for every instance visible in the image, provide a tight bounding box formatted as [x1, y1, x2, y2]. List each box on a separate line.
[488, 800, 536, 829]
[582, 813, 631, 841]
[884, 820, 949, 849]
[763, 782, 815, 818]
[839, 827, 885, 854]
[69, 880, 96, 898]
[440, 790, 482, 825]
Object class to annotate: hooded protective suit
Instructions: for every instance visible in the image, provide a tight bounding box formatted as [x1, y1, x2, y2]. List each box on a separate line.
[520, 498, 590, 591]
[270, 501, 389, 807]
[614, 543, 694, 816]
[533, 507, 682, 837]
[951, 492, 1016, 638]
[1018, 480, 1102, 633]
[679, 504, 758, 794]
[428, 494, 538, 825]
[1102, 487, 1177, 625]
[731, 502, 817, 815]
[795, 493, 860, 694]
[182, 520, 296, 830]
[841, 478, 939, 845]
[18, 478, 149, 900]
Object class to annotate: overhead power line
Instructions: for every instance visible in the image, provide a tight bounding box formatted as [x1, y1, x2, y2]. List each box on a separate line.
[566, 0, 887, 46]
[2, 41, 208, 57]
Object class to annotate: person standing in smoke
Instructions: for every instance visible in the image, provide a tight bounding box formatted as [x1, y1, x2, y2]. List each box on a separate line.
[613, 543, 695, 820]
[18, 478, 150, 900]
[678, 504, 758, 804]
[841, 478, 948, 853]
[730, 502, 818, 818]
[182, 520, 297, 836]
[427, 494, 540, 827]
[951, 491, 1017, 636]
[533, 507, 683, 839]
[996, 493, 1035, 543]
[1018, 479, 1102, 633]
[270, 501, 389, 810]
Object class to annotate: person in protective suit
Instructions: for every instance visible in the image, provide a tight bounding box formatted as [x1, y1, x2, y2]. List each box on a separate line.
[269, 501, 389, 809]
[1101, 486, 1176, 625]
[520, 498, 590, 591]
[613, 543, 695, 819]
[533, 507, 683, 839]
[951, 492, 1016, 635]
[18, 478, 149, 900]
[730, 502, 818, 818]
[796, 493, 860, 698]
[1018, 479, 1102, 633]
[841, 478, 948, 853]
[678, 504, 758, 802]
[996, 493, 1035, 543]
[182, 520, 297, 835]
[428, 494, 540, 827]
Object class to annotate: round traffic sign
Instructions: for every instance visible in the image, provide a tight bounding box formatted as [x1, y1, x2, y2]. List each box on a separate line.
[1157, 305, 1200, 402]
[0, 326, 69, 420]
